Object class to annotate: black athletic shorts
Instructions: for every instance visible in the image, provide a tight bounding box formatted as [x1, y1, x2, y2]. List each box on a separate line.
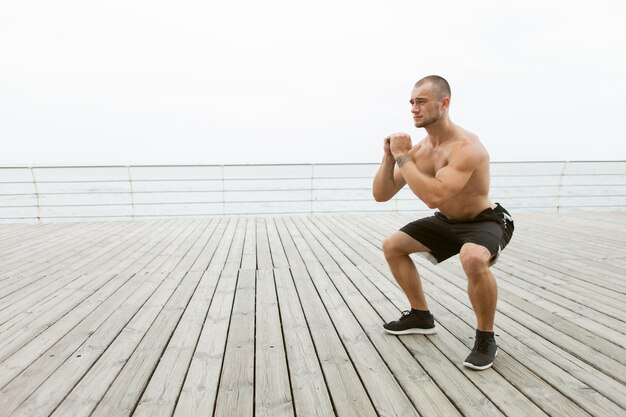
[399, 203, 514, 265]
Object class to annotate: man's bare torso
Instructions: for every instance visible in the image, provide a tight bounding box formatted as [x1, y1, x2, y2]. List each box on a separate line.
[408, 128, 493, 219]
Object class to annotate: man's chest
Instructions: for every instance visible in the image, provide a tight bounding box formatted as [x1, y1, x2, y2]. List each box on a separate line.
[412, 147, 450, 176]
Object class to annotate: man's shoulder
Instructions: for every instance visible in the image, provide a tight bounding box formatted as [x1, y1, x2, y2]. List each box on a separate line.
[453, 127, 486, 151]
[449, 132, 489, 166]
[452, 125, 479, 143]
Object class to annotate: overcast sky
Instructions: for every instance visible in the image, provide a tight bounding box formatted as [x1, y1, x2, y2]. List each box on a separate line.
[1, 0, 625, 166]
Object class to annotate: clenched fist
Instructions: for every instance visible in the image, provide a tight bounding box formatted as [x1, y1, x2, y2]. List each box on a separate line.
[386, 133, 412, 157]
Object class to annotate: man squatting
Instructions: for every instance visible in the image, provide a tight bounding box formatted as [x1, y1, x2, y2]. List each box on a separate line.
[372, 75, 514, 370]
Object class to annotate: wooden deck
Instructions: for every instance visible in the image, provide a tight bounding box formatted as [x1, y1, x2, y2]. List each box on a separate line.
[0, 212, 625, 417]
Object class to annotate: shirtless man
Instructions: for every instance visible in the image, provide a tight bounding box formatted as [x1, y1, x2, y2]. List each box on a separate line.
[372, 75, 514, 370]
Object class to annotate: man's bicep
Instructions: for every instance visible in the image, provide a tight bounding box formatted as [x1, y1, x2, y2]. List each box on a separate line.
[435, 151, 480, 194]
[435, 165, 473, 194]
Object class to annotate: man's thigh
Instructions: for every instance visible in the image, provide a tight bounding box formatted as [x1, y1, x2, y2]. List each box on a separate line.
[388, 230, 432, 254]
[398, 216, 462, 263]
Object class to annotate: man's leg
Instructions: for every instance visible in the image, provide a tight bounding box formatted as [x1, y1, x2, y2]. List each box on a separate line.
[460, 242, 499, 370]
[459, 243, 497, 331]
[381, 231, 436, 335]
[382, 231, 431, 310]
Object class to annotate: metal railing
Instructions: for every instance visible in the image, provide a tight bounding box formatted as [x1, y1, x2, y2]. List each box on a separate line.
[1, 161, 625, 223]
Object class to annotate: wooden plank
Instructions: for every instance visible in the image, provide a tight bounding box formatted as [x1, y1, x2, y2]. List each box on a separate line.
[275, 217, 378, 417]
[49, 220, 224, 417]
[129, 219, 237, 417]
[444, 265, 626, 367]
[496, 257, 626, 328]
[213, 268, 256, 417]
[256, 218, 273, 269]
[312, 215, 550, 417]
[540, 259, 626, 295]
[0, 222, 104, 271]
[506, 257, 626, 316]
[493, 260, 626, 342]
[256, 268, 295, 417]
[299, 216, 464, 417]
[266, 217, 290, 269]
[434, 263, 626, 416]
[0, 220, 147, 316]
[416, 272, 601, 417]
[130, 267, 220, 417]
[0, 221, 161, 348]
[273, 218, 306, 270]
[341, 215, 572, 417]
[347, 213, 626, 415]
[292, 216, 437, 416]
[0, 222, 70, 254]
[0, 219, 180, 365]
[117, 221, 227, 415]
[576, 257, 626, 280]
[47, 273, 207, 417]
[224, 218, 248, 270]
[0, 221, 123, 291]
[0, 220, 202, 415]
[272, 268, 335, 417]
[173, 268, 238, 417]
[0, 211, 624, 417]
[173, 219, 246, 416]
[241, 218, 257, 269]
[3, 219, 208, 417]
[427, 262, 622, 415]
[254, 220, 293, 416]
[516, 215, 625, 252]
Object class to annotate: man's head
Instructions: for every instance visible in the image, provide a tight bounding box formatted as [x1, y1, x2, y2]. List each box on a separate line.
[410, 75, 451, 128]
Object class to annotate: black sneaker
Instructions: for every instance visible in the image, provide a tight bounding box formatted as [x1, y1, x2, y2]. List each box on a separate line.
[463, 331, 498, 370]
[383, 310, 436, 335]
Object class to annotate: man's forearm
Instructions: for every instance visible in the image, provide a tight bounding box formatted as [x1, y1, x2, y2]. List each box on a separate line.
[395, 154, 442, 208]
[373, 155, 397, 201]
[395, 154, 412, 168]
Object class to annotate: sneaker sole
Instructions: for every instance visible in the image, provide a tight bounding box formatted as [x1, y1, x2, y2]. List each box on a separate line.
[462, 349, 498, 371]
[383, 327, 437, 335]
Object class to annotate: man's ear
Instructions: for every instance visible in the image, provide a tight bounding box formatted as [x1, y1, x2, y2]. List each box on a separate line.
[440, 96, 450, 111]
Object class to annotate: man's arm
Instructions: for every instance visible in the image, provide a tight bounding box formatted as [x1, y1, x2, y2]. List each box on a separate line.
[373, 138, 407, 202]
[395, 143, 481, 208]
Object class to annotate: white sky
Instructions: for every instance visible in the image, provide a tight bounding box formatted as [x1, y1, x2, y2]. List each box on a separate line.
[1, 0, 625, 166]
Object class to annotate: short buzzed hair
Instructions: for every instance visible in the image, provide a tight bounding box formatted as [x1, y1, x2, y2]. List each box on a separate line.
[415, 75, 451, 100]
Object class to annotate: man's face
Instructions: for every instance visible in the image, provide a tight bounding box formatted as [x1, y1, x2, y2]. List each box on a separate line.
[410, 83, 443, 128]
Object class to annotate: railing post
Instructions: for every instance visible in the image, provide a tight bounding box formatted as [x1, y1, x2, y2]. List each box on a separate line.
[556, 161, 568, 213]
[30, 167, 42, 223]
[127, 166, 135, 220]
[310, 164, 314, 214]
[221, 164, 225, 216]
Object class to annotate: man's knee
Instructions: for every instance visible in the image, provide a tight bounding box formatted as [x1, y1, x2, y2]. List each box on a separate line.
[460, 244, 491, 276]
[382, 233, 412, 261]
[382, 235, 401, 261]
[383, 231, 429, 261]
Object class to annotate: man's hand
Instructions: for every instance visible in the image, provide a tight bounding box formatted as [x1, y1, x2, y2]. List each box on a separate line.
[387, 133, 412, 158]
[383, 137, 394, 159]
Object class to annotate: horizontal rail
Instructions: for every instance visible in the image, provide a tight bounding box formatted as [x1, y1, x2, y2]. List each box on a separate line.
[0, 161, 625, 223]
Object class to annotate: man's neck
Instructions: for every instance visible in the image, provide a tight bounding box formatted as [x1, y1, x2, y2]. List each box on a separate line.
[424, 116, 454, 146]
